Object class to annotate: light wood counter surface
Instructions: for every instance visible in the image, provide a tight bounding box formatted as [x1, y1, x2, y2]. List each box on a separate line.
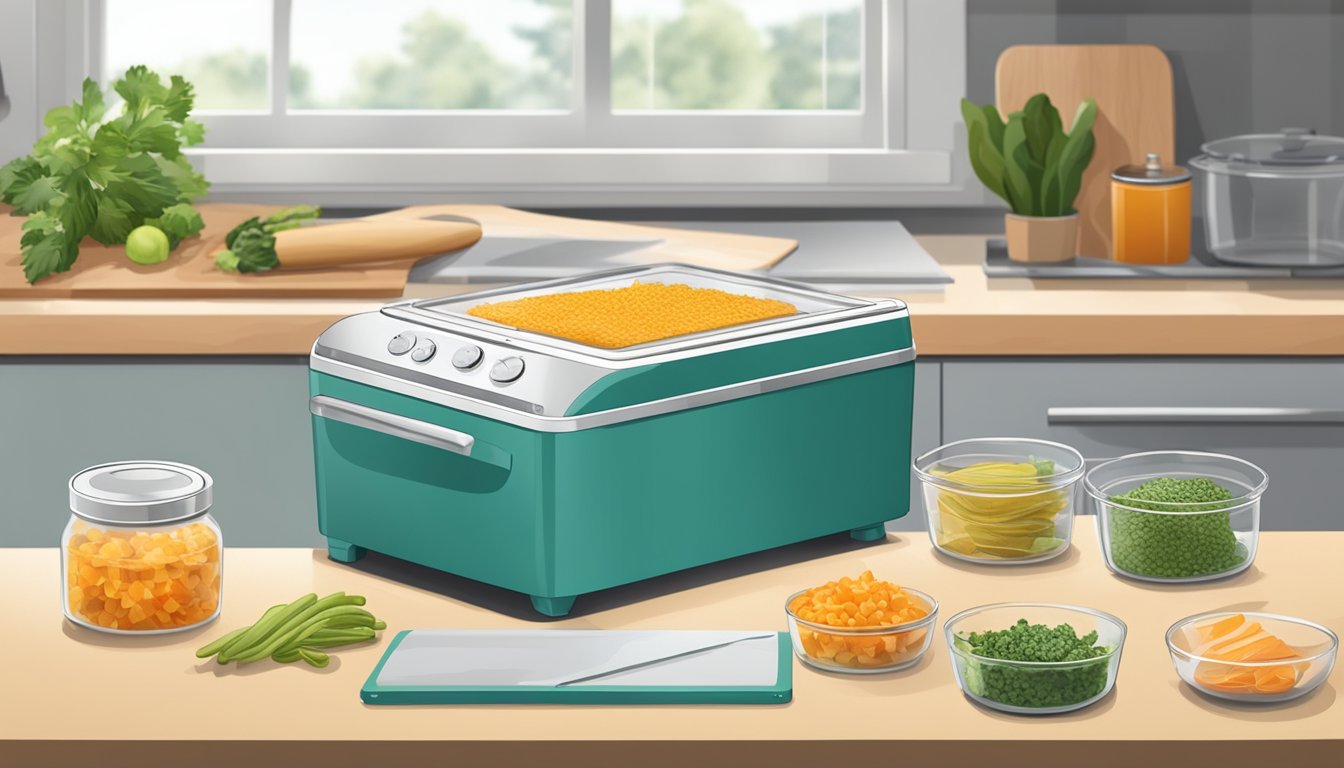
[5, 234, 1344, 356]
[6, 527, 1340, 766]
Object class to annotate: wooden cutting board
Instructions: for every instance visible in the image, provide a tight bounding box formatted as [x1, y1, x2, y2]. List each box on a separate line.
[0, 204, 797, 298]
[997, 44, 1175, 260]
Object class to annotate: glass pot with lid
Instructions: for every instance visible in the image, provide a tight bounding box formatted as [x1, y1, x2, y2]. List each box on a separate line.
[1189, 128, 1344, 266]
[62, 461, 223, 634]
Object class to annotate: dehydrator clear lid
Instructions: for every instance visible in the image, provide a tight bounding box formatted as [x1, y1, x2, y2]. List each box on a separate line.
[383, 263, 904, 361]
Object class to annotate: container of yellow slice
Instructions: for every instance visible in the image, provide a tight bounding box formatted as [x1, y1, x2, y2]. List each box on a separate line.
[913, 438, 1085, 564]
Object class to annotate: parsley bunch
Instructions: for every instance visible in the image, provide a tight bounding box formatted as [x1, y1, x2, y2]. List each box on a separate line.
[0, 66, 209, 283]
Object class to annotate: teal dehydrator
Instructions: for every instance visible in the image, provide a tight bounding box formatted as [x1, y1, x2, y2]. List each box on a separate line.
[309, 264, 915, 616]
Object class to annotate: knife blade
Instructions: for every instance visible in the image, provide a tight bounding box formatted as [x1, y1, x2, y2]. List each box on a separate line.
[553, 632, 776, 687]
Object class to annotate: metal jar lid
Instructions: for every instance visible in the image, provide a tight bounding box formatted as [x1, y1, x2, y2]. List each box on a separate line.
[1112, 153, 1191, 185]
[69, 461, 213, 526]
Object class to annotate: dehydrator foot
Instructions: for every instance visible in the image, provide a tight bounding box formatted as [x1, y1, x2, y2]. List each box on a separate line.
[326, 538, 367, 563]
[849, 523, 888, 542]
[530, 595, 577, 617]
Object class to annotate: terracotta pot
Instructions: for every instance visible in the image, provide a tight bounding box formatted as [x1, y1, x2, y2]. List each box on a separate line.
[1004, 213, 1079, 263]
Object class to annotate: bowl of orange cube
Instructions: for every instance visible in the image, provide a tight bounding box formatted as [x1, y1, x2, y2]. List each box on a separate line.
[1166, 611, 1337, 703]
[785, 570, 939, 674]
[62, 461, 223, 634]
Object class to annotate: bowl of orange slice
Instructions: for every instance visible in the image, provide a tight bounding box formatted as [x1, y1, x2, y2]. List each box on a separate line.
[1166, 611, 1338, 703]
[785, 570, 938, 674]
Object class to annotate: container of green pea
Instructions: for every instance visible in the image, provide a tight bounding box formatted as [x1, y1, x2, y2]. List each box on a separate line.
[944, 603, 1126, 715]
[1084, 451, 1265, 583]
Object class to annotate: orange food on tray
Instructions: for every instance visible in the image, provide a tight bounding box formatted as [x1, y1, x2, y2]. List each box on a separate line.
[1191, 613, 1307, 695]
[64, 522, 221, 631]
[466, 280, 797, 348]
[788, 570, 931, 668]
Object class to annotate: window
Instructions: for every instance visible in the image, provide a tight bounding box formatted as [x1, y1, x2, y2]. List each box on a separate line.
[42, 0, 967, 204]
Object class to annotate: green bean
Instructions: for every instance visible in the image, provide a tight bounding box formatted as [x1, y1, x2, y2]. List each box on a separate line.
[218, 595, 320, 663]
[298, 649, 330, 668]
[208, 603, 287, 659]
[235, 605, 376, 663]
[287, 629, 377, 649]
[221, 593, 355, 663]
[195, 625, 251, 659]
[271, 647, 303, 664]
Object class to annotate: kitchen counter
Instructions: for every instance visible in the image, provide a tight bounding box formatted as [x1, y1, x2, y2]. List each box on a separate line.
[7, 527, 1340, 766]
[5, 234, 1344, 356]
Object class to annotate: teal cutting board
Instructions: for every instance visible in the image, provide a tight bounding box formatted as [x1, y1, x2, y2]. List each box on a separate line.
[361, 629, 793, 705]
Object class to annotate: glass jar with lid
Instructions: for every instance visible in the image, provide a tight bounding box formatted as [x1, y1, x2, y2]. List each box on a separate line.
[62, 461, 222, 633]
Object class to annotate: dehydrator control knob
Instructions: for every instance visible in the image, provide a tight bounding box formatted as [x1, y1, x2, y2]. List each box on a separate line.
[410, 339, 437, 362]
[490, 356, 525, 383]
[387, 332, 417, 355]
[451, 344, 484, 370]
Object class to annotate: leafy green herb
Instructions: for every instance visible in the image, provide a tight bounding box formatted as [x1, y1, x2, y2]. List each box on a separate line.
[213, 205, 321, 273]
[0, 67, 209, 283]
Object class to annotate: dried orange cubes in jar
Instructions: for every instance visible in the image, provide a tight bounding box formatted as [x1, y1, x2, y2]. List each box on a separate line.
[62, 462, 222, 633]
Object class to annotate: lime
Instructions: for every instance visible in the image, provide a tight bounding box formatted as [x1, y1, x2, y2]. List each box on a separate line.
[125, 225, 171, 265]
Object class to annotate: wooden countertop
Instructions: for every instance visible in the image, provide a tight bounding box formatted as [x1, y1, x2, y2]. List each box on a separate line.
[5, 234, 1344, 356]
[6, 527, 1340, 766]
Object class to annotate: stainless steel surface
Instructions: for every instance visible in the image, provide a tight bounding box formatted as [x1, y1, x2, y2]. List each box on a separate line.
[387, 332, 416, 355]
[69, 461, 214, 526]
[1048, 406, 1344, 424]
[451, 344, 483, 370]
[983, 239, 1344, 278]
[410, 339, 436, 362]
[552, 633, 776, 687]
[408, 235, 665, 284]
[489, 356, 525, 384]
[310, 395, 475, 456]
[314, 312, 612, 416]
[311, 345, 916, 433]
[389, 263, 906, 363]
[1111, 153, 1191, 185]
[406, 220, 951, 292]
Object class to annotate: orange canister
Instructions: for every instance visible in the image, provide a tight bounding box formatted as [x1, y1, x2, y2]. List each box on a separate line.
[1111, 153, 1192, 264]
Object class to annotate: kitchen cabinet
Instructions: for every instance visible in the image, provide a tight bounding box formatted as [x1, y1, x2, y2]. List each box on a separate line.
[0, 358, 325, 547]
[892, 361, 941, 532]
[941, 359, 1344, 530]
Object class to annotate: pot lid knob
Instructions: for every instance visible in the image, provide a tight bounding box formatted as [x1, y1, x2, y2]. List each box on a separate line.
[1145, 153, 1162, 171]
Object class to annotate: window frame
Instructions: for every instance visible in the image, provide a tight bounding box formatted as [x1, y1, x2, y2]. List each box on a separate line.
[23, 0, 973, 206]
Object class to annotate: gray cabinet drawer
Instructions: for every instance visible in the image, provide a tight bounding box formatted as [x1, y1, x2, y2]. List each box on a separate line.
[942, 360, 1344, 531]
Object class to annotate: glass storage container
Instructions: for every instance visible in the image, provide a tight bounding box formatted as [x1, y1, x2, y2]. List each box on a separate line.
[1189, 128, 1344, 266]
[914, 438, 1084, 564]
[1166, 611, 1337, 704]
[944, 603, 1126, 715]
[62, 461, 222, 634]
[1085, 451, 1264, 583]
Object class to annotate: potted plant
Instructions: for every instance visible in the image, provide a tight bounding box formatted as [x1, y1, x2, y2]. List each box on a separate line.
[961, 93, 1097, 262]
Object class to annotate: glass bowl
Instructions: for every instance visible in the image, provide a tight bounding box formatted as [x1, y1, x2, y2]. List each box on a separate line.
[1085, 451, 1266, 583]
[785, 587, 939, 674]
[944, 602, 1126, 714]
[913, 438, 1084, 564]
[1166, 611, 1337, 703]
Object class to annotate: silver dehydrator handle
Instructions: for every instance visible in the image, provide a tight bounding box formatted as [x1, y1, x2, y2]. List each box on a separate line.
[1047, 406, 1344, 424]
[310, 395, 476, 455]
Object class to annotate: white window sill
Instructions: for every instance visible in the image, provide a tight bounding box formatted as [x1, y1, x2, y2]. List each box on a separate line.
[190, 148, 983, 207]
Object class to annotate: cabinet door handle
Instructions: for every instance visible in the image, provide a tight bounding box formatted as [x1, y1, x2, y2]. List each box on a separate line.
[1047, 406, 1344, 424]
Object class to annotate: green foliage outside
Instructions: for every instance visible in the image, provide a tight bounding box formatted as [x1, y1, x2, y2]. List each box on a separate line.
[162, 0, 861, 112]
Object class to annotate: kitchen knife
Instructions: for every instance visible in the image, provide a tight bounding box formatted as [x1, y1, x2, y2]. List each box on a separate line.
[553, 633, 776, 687]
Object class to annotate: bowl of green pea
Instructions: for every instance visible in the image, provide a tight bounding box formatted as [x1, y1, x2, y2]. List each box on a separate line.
[944, 603, 1126, 715]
